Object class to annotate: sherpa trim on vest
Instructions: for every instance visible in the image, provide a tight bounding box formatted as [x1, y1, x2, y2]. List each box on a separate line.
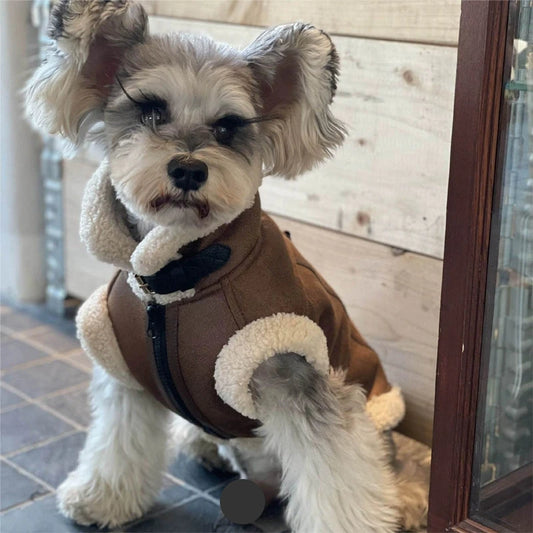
[127, 272, 196, 305]
[80, 160, 257, 277]
[215, 316, 406, 431]
[214, 313, 330, 419]
[76, 284, 141, 389]
[366, 386, 405, 432]
[78, 160, 405, 439]
[80, 161, 136, 272]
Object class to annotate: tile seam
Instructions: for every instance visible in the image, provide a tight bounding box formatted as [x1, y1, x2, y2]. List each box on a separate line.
[0, 381, 86, 431]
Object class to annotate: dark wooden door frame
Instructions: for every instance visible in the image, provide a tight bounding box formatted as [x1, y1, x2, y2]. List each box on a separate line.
[428, 1, 512, 531]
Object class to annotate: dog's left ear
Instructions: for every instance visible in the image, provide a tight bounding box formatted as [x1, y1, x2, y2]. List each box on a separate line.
[24, 0, 147, 144]
[244, 23, 346, 179]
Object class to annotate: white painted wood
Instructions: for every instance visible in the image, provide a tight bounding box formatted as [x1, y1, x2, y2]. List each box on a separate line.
[64, 159, 115, 299]
[63, 158, 440, 444]
[0, 1, 46, 302]
[143, 0, 461, 46]
[147, 17, 456, 259]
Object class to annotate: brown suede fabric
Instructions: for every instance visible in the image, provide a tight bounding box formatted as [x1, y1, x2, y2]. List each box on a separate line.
[107, 197, 391, 439]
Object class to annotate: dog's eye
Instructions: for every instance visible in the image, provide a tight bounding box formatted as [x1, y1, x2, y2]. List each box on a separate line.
[212, 115, 246, 145]
[140, 105, 167, 129]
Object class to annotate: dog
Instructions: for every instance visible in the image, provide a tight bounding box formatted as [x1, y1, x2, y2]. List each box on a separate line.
[24, 1, 429, 531]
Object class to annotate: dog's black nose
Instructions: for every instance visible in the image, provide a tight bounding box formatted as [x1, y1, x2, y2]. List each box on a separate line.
[167, 158, 208, 191]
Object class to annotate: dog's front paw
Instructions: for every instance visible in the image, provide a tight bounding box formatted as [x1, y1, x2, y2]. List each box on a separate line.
[397, 480, 429, 531]
[57, 470, 145, 528]
[190, 440, 232, 473]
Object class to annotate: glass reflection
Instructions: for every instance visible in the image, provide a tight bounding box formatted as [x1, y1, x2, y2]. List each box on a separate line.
[470, 2, 532, 532]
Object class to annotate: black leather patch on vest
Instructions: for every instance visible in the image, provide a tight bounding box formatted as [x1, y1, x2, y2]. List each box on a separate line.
[141, 244, 231, 294]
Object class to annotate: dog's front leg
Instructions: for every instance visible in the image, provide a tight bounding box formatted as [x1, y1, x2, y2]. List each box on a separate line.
[250, 353, 400, 533]
[57, 364, 171, 528]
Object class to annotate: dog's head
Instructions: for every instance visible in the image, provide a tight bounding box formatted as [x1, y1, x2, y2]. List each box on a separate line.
[25, 0, 345, 231]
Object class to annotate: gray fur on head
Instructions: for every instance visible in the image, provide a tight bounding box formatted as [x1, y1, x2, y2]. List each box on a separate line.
[24, 0, 346, 233]
[24, 0, 148, 143]
[244, 23, 346, 178]
[25, 1, 344, 173]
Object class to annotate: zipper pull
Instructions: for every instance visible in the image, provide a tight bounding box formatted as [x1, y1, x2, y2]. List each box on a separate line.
[146, 302, 164, 339]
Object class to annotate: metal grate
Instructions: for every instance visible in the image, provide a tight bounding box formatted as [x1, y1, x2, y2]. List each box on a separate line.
[33, 0, 67, 316]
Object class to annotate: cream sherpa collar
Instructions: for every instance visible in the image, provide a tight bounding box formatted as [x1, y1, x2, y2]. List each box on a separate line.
[79, 160, 255, 277]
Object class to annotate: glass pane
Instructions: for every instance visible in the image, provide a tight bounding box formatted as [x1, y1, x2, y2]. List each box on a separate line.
[470, 2, 533, 532]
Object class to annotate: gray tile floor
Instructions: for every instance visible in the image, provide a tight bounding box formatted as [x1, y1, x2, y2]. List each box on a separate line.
[0, 303, 288, 533]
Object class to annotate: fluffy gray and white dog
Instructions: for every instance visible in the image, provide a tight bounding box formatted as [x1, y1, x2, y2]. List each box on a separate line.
[25, 1, 429, 531]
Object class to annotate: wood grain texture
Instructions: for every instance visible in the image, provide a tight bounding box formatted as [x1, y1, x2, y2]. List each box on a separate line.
[142, 0, 461, 46]
[428, 0, 511, 530]
[148, 16, 457, 259]
[63, 157, 441, 444]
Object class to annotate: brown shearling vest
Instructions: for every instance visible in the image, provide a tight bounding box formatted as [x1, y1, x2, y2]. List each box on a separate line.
[107, 198, 391, 439]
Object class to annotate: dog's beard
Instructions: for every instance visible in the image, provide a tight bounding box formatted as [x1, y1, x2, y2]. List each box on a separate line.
[150, 192, 210, 219]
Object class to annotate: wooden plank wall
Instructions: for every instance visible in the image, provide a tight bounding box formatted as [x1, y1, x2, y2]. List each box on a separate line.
[143, 1, 461, 46]
[63, 1, 461, 445]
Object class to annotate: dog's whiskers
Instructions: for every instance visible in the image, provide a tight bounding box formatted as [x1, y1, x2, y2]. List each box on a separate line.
[24, 5, 424, 529]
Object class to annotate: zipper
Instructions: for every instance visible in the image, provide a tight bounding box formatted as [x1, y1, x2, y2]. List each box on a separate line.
[146, 302, 227, 439]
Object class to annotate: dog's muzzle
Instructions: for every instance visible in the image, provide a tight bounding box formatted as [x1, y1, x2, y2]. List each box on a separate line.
[167, 158, 208, 191]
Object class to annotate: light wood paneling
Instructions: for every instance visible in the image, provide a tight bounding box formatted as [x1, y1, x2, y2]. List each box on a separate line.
[148, 17, 456, 259]
[143, 0, 461, 46]
[63, 157, 440, 444]
[64, 159, 115, 299]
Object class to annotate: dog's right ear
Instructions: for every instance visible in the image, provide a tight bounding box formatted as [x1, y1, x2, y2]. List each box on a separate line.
[24, 0, 147, 143]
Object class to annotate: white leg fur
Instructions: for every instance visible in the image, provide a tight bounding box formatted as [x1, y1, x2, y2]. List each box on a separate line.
[251, 355, 400, 533]
[168, 414, 231, 472]
[57, 365, 171, 528]
[392, 432, 431, 530]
